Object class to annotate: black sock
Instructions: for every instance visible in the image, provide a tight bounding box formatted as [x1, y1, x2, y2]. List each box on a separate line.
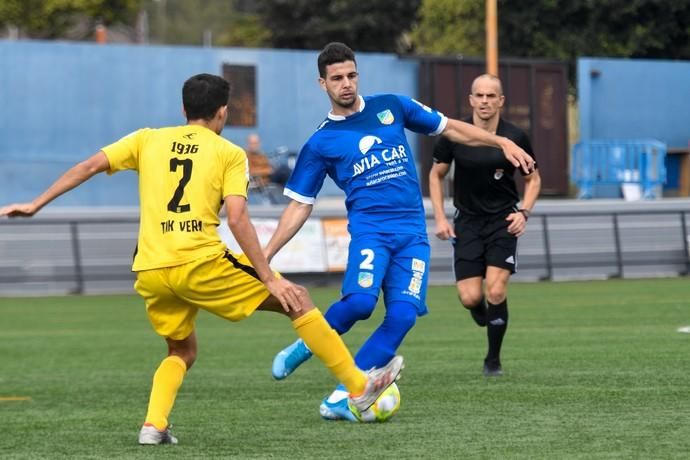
[486, 298, 508, 364]
[465, 296, 487, 327]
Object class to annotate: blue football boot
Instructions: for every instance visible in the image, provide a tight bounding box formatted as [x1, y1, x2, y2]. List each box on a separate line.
[319, 388, 358, 422]
[271, 338, 313, 380]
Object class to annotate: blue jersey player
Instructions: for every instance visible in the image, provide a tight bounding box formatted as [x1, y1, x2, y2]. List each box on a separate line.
[264, 42, 534, 421]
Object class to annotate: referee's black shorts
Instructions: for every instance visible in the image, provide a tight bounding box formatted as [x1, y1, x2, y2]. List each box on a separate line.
[452, 208, 518, 281]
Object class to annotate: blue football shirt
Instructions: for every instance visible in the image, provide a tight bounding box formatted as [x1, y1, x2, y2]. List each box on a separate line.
[285, 94, 447, 236]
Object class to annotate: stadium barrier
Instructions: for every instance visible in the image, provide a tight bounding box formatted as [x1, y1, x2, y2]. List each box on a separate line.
[1, 201, 689, 295]
[571, 139, 667, 199]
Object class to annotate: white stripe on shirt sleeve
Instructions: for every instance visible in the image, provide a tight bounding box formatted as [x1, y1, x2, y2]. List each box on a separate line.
[283, 188, 316, 205]
[430, 116, 448, 136]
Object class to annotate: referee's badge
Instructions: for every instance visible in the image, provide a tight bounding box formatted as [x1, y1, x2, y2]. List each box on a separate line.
[377, 109, 394, 125]
[493, 169, 504, 180]
[358, 272, 374, 288]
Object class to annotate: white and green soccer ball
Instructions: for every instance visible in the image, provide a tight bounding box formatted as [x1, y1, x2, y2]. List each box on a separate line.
[351, 382, 401, 423]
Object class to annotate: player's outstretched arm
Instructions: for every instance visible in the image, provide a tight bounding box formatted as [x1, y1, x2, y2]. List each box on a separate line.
[262, 199, 313, 263]
[0, 151, 110, 218]
[442, 119, 534, 174]
[428, 162, 456, 241]
[225, 195, 304, 313]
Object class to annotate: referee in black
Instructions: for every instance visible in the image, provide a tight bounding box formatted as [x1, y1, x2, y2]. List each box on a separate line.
[429, 74, 541, 376]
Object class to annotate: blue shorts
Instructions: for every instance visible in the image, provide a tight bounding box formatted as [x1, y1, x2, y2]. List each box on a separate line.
[341, 233, 430, 316]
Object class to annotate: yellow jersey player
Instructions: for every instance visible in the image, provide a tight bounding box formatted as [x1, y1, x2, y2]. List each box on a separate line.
[0, 73, 403, 444]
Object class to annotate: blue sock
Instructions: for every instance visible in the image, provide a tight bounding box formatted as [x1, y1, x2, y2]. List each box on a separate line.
[354, 301, 417, 370]
[324, 293, 377, 334]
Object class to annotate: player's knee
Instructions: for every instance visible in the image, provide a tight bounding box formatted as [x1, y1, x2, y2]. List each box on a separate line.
[342, 293, 378, 321]
[295, 285, 315, 310]
[485, 286, 506, 305]
[170, 349, 196, 370]
[167, 336, 197, 369]
[458, 291, 483, 308]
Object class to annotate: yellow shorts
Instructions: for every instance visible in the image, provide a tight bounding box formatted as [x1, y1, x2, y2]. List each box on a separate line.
[134, 250, 273, 340]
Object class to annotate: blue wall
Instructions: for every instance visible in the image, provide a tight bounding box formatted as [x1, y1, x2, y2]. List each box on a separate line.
[578, 57, 690, 146]
[0, 40, 417, 205]
[578, 58, 690, 189]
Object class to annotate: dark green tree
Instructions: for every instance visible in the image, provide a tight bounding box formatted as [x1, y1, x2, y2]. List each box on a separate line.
[410, 0, 690, 84]
[0, 0, 141, 39]
[145, 0, 270, 47]
[408, 0, 483, 56]
[256, 0, 421, 52]
[413, 0, 690, 59]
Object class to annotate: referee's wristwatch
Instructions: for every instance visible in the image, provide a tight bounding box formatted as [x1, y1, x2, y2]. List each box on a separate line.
[518, 208, 531, 221]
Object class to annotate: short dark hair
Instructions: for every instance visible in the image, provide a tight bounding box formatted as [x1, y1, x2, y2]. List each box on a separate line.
[317, 42, 356, 78]
[182, 73, 230, 121]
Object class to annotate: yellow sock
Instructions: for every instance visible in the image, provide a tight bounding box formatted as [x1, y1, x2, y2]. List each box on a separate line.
[292, 309, 366, 394]
[144, 355, 187, 431]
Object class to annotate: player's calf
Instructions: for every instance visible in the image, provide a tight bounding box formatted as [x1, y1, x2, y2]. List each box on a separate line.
[465, 303, 487, 327]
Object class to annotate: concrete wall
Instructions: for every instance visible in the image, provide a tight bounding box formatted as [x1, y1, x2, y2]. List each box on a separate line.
[0, 40, 417, 205]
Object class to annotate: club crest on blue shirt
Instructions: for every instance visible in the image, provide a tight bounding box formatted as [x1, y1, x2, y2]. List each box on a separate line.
[358, 272, 374, 288]
[377, 109, 394, 125]
[494, 169, 504, 180]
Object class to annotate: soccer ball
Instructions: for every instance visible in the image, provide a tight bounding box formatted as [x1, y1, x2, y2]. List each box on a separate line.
[351, 383, 401, 423]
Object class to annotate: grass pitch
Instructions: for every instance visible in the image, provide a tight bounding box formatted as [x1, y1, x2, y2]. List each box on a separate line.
[1, 278, 689, 459]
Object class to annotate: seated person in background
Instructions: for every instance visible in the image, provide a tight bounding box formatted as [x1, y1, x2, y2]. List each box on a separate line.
[246, 133, 273, 188]
[268, 146, 297, 188]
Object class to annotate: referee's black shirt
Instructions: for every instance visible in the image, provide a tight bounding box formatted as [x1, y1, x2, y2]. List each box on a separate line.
[432, 117, 537, 216]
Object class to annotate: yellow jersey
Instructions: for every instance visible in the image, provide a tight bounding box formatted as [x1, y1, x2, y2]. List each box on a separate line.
[102, 125, 249, 271]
